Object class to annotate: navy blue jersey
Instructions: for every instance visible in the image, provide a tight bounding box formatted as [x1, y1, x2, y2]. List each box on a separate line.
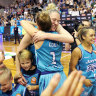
[27, 44, 36, 65]
[21, 67, 40, 96]
[0, 84, 31, 96]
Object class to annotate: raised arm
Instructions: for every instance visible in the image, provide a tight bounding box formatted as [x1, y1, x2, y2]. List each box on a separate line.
[20, 20, 74, 43]
[31, 24, 74, 43]
[26, 20, 37, 26]
[74, 29, 81, 45]
[16, 33, 32, 72]
[55, 24, 74, 43]
[75, 38, 81, 45]
[20, 20, 39, 37]
[16, 33, 32, 85]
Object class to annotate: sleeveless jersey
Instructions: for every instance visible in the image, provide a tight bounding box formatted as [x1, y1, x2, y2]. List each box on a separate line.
[77, 44, 96, 83]
[0, 84, 31, 96]
[35, 31, 63, 72]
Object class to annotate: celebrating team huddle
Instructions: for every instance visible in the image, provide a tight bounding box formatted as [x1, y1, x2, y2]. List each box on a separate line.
[0, 1, 96, 96]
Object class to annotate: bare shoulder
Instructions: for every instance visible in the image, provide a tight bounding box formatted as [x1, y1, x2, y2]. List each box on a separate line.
[73, 47, 81, 53]
[72, 47, 82, 58]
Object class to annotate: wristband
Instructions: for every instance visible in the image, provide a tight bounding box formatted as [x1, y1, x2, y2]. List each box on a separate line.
[74, 37, 78, 39]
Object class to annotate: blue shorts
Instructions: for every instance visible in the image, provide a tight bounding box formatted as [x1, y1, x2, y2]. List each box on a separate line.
[39, 71, 66, 95]
[81, 84, 96, 96]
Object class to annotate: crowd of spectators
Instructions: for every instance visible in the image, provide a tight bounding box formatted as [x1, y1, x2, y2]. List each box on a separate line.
[0, 0, 96, 27]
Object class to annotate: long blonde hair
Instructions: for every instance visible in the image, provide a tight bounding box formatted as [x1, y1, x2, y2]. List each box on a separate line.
[45, 3, 59, 14]
[46, 3, 57, 11]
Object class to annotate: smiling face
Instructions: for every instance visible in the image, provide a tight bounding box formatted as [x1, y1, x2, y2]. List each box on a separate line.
[82, 29, 95, 44]
[0, 77, 12, 92]
[49, 11, 60, 31]
[20, 59, 32, 71]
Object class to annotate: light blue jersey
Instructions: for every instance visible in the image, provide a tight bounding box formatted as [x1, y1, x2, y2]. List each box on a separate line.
[36, 31, 64, 72]
[21, 67, 40, 96]
[0, 84, 31, 96]
[35, 31, 66, 95]
[77, 44, 96, 96]
[77, 44, 96, 83]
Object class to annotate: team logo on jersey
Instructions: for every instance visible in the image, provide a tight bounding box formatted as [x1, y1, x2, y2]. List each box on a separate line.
[16, 94, 21, 96]
[87, 64, 96, 72]
[31, 77, 36, 84]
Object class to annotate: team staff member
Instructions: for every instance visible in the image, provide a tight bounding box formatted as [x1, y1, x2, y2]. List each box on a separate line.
[14, 23, 20, 44]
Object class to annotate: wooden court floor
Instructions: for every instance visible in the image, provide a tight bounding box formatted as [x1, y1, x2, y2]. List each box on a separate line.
[3, 41, 71, 78]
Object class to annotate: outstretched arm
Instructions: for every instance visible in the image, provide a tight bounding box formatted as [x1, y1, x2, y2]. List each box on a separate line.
[20, 20, 39, 37]
[73, 29, 81, 45]
[16, 33, 32, 85]
[16, 33, 32, 72]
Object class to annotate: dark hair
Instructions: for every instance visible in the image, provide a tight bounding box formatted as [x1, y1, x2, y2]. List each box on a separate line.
[74, 19, 80, 31]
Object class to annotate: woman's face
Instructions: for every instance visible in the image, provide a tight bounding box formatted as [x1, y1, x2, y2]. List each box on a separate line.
[49, 11, 60, 31]
[83, 29, 95, 44]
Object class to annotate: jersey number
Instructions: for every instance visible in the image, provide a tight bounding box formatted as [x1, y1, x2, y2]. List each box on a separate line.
[50, 52, 56, 64]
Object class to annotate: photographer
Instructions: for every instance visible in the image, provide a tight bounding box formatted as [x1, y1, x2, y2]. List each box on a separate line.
[31, 6, 42, 22]
[65, 20, 91, 52]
